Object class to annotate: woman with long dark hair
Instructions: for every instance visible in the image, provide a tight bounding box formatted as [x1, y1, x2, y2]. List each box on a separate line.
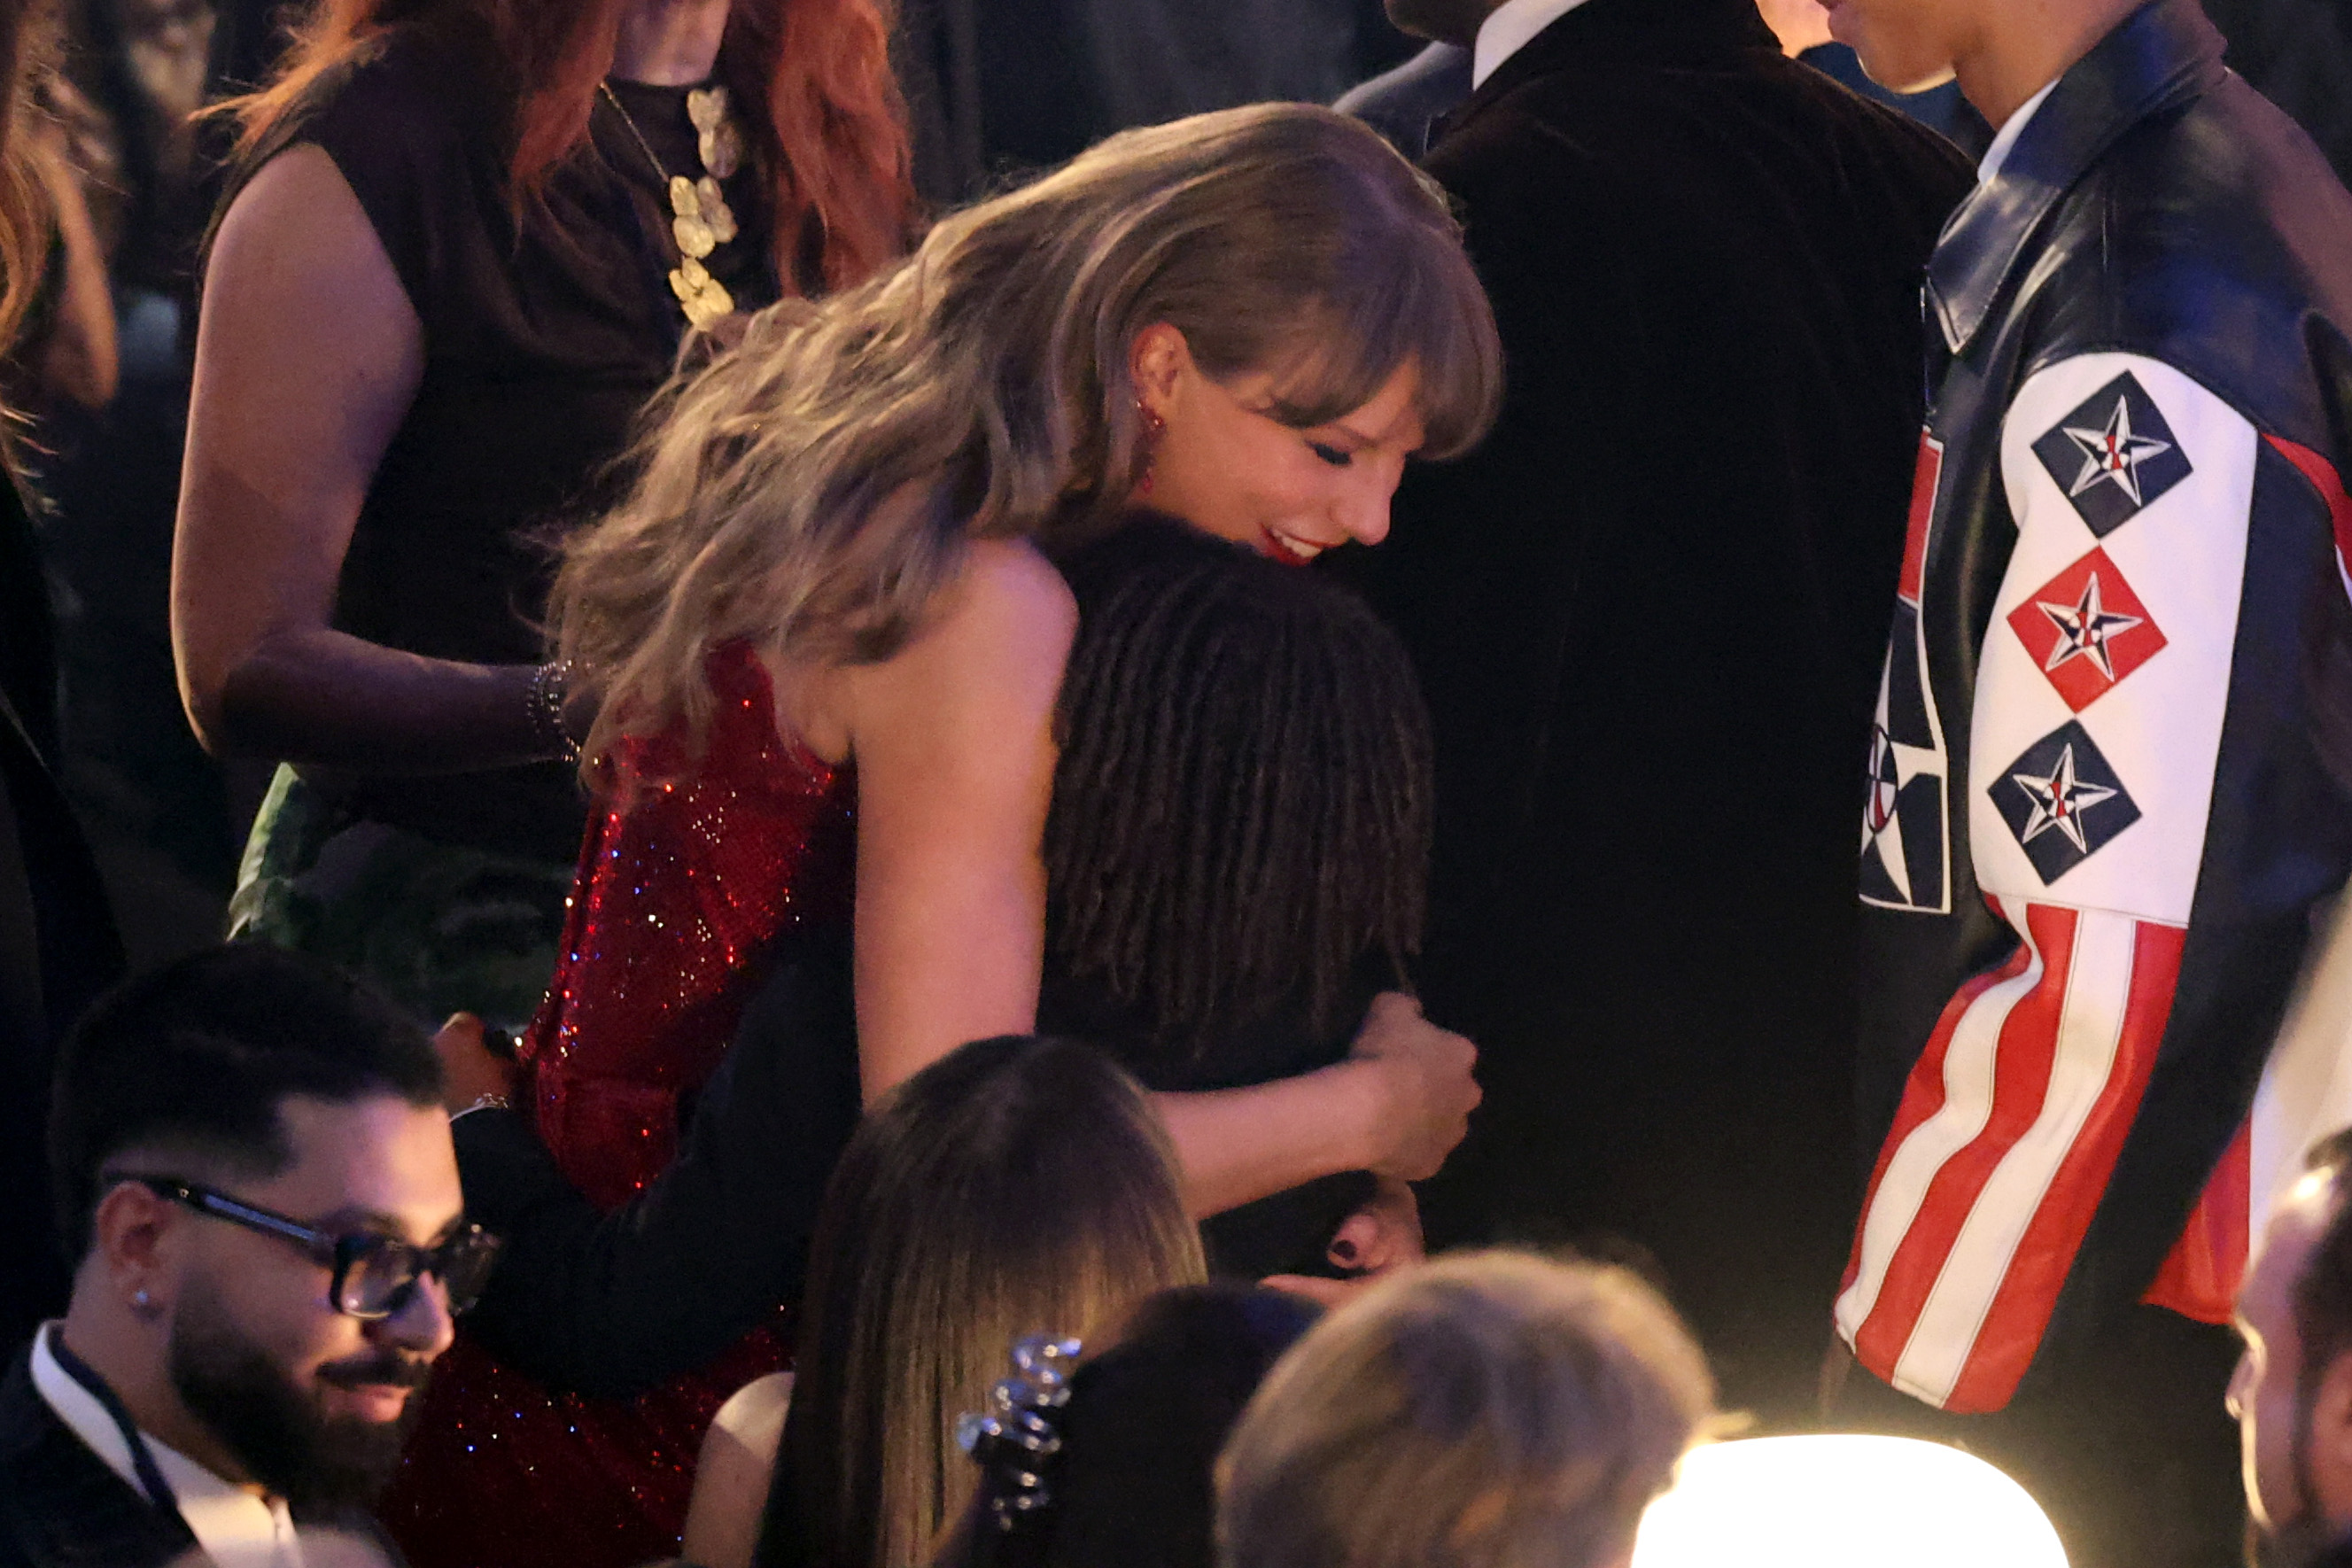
[169, 0, 913, 1034]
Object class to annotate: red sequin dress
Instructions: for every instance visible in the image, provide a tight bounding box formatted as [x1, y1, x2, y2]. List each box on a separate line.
[382, 642, 855, 1568]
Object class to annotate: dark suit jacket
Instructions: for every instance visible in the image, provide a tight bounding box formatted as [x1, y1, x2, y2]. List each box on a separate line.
[0, 476, 121, 1354]
[2200, 0, 2352, 191]
[1333, 41, 1471, 159]
[1352, 0, 1971, 1419]
[0, 1347, 400, 1568]
[0, 1350, 194, 1568]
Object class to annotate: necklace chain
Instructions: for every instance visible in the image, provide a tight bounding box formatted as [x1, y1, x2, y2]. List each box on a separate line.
[597, 81, 741, 330]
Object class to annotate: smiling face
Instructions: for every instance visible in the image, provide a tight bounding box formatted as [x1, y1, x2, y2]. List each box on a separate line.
[1129, 322, 1427, 566]
[153, 1094, 464, 1505]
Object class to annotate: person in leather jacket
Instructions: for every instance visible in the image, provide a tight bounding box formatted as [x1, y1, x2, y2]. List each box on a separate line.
[1820, 0, 2352, 1562]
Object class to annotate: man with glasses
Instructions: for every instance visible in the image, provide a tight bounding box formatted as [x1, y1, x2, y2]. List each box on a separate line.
[0, 943, 493, 1568]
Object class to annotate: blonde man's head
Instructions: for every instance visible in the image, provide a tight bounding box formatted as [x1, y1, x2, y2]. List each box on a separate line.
[1217, 1251, 1714, 1568]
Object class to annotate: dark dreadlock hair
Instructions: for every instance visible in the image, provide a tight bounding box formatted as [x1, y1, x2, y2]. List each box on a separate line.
[1044, 516, 1432, 1057]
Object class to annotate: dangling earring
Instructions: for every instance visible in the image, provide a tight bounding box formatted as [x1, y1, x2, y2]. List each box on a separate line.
[1135, 395, 1168, 498]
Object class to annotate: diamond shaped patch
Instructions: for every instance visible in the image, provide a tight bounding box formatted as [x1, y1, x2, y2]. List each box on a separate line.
[2030, 371, 2193, 536]
[1991, 719, 2142, 883]
[2004, 547, 2168, 712]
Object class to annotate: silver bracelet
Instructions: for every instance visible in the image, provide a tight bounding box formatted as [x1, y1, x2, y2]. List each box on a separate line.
[528, 660, 580, 764]
[452, 1092, 513, 1123]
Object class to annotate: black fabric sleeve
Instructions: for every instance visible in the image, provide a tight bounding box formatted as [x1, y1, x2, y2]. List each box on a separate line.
[454, 928, 861, 1399]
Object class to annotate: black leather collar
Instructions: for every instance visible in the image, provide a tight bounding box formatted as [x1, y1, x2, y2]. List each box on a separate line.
[1926, 0, 2226, 355]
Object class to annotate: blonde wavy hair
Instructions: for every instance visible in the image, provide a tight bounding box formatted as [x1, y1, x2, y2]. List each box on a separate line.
[548, 100, 1502, 779]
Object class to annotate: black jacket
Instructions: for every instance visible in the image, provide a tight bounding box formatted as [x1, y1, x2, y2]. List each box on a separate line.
[1839, 0, 2352, 1414]
[1351, 0, 1971, 1418]
[0, 1347, 390, 1568]
[0, 1351, 193, 1568]
[454, 928, 861, 1399]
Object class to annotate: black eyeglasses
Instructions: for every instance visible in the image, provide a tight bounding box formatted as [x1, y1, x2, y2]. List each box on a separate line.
[116, 1175, 501, 1320]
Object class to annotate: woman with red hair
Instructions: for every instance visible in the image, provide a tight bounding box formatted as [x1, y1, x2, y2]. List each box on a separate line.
[169, 0, 912, 1034]
[165, 1, 912, 1563]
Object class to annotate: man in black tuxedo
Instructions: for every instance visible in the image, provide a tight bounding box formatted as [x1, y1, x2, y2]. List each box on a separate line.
[0, 945, 476, 1568]
[1352, 0, 1972, 1423]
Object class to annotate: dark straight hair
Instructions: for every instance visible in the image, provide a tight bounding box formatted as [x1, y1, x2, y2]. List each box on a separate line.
[47, 943, 443, 1260]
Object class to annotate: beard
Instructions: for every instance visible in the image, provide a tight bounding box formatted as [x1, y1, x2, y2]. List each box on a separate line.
[2247, 1511, 2344, 1568]
[167, 1276, 431, 1511]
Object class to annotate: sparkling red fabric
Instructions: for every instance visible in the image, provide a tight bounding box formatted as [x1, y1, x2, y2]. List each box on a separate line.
[383, 642, 854, 1568]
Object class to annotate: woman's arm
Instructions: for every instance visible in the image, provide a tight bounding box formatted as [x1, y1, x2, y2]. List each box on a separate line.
[683, 1373, 796, 1568]
[834, 546, 1480, 1207]
[834, 537, 1073, 1100]
[171, 144, 554, 772]
[1156, 993, 1480, 1219]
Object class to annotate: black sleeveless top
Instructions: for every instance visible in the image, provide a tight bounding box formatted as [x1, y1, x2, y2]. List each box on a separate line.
[224, 9, 778, 859]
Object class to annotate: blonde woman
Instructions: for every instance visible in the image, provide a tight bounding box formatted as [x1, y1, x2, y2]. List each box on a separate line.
[422, 100, 1500, 1565]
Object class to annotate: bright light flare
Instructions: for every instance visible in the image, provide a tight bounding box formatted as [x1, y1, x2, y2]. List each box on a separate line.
[1632, 1434, 2068, 1568]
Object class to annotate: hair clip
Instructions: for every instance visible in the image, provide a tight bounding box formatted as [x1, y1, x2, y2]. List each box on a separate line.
[956, 1334, 1083, 1532]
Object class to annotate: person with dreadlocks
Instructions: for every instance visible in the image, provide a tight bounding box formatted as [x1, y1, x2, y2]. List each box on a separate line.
[1041, 511, 1445, 1278]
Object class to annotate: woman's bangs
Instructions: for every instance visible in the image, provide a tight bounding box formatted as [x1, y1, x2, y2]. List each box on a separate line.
[1261, 259, 1500, 459]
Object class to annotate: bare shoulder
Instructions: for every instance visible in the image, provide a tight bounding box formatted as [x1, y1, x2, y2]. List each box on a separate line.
[205, 143, 417, 356]
[940, 537, 1077, 655]
[213, 144, 372, 272]
[884, 536, 1074, 687]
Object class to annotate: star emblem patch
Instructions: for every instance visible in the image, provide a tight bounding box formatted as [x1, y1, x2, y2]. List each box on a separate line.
[2030, 371, 2193, 535]
[1991, 720, 2142, 882]
[2004, 547, 2169, 711]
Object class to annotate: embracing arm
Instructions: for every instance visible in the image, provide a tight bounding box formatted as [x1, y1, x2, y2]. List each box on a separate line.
[171, 144, 553, 772]
[837, 537, 1072, 1098]
[1157, 994, 1479, 1219]
[838, 543, 1479, 1215]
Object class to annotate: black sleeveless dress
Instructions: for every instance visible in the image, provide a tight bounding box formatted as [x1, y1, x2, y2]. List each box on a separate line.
[220, 8, 778, 1030]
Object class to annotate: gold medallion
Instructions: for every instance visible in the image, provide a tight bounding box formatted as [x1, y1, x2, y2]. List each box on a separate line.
[669, 255, 735, 330]
[605, 81, 748, 332]
[688, 87, 743, 178]
[696, 176, 739, 245]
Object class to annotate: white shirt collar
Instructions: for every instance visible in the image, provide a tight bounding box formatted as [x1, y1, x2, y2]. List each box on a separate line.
[33, 1323, 308, 1568]
[1976, 77, 2060, 184]
[1471, 0, 1598, 88]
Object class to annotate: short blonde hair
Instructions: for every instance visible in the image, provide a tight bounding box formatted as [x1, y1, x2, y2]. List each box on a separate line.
[1216, 1251, 1714, 1568]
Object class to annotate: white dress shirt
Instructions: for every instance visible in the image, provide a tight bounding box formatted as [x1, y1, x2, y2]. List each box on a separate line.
[1977, 78, 2059, 183]
[32, 1323, 307, 1568]
[1471, 0, 1600, 87]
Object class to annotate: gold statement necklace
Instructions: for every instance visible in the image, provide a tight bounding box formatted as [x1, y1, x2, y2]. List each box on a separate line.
[598, 80, 747, 330]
